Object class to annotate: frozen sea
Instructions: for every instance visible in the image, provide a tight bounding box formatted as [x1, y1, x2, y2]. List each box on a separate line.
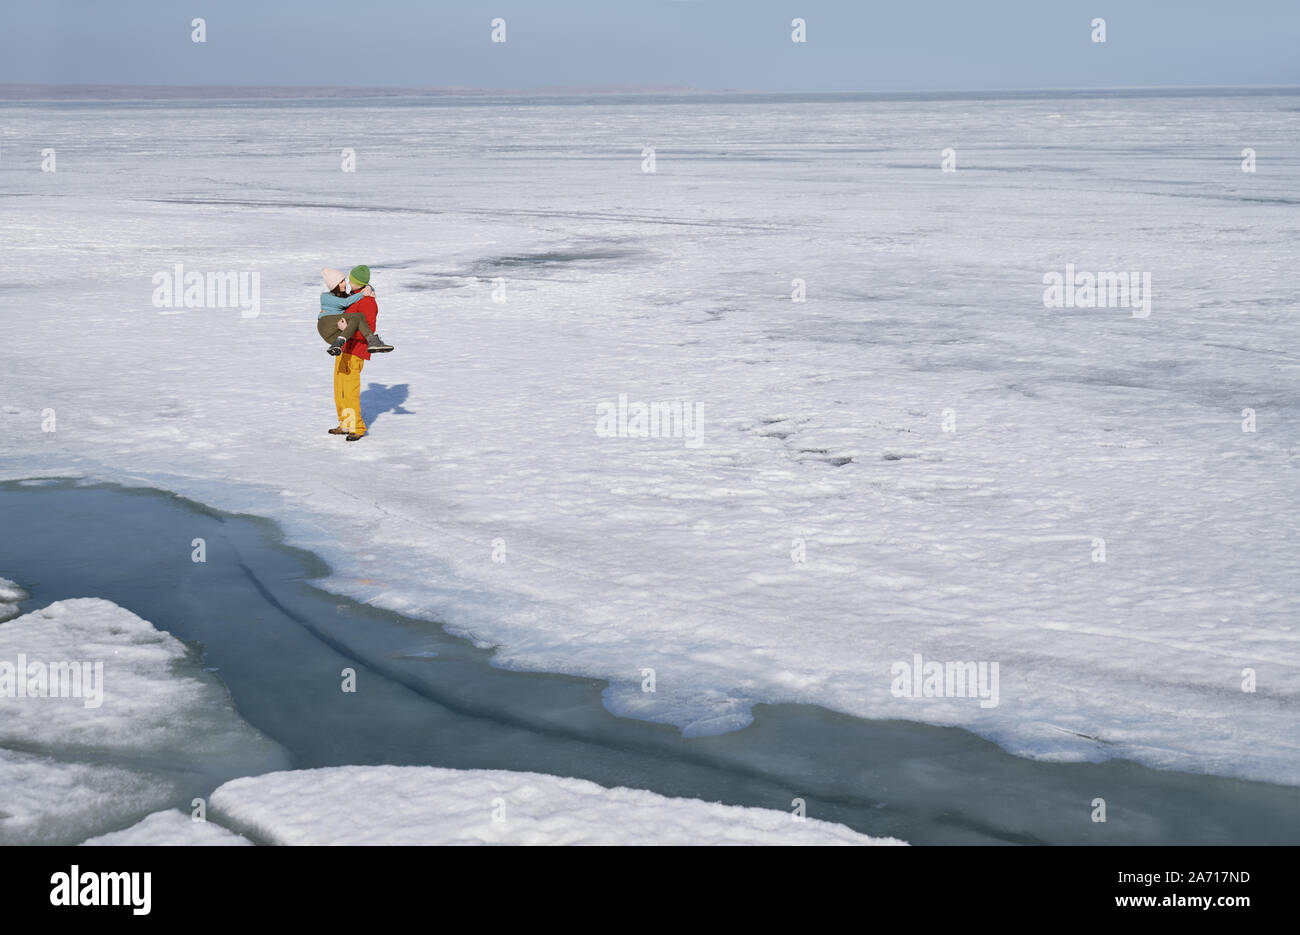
[2, 88, 1298, 786]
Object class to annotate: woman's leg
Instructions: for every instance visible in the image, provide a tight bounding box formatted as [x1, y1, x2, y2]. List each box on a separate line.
[337, 311, 375, 340]
[318, 317, 342, 344]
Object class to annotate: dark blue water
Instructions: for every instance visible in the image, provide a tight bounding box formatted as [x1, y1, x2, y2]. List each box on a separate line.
[2, 479, 1296, 845]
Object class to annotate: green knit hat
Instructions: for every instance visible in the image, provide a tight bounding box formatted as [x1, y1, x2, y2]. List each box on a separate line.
[348, 265, 371, 287]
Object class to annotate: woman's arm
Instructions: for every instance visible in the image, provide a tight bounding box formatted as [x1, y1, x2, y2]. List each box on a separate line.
[320, 290, 369, 314]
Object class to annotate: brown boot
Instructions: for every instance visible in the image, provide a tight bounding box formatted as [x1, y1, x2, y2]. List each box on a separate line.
[328, 426, 349, 435]
[346, 432, 366, 442]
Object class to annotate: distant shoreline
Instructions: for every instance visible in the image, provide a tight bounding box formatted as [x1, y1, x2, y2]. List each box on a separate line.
[2, 83, 1297, 104]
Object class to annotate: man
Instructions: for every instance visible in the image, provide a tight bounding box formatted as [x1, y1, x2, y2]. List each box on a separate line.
[329, 265, 380, 441]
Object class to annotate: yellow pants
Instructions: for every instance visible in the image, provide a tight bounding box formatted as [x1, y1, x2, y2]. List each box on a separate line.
[333, 353, 366, 435]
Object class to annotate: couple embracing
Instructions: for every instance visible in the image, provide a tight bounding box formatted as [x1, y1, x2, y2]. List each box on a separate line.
[318, 265, 394, 441]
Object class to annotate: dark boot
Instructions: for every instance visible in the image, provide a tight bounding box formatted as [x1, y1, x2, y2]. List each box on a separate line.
[345, 432, 365, 441]
[328, 426, 349, 435]
[328, 337, 346, 356]
[366, 334, 394, 353]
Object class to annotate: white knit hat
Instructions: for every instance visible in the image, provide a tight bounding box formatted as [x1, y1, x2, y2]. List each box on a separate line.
[321, 267, 347, 290]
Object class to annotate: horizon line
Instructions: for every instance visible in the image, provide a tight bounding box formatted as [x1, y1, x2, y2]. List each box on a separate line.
[1, 81, 1298, 103]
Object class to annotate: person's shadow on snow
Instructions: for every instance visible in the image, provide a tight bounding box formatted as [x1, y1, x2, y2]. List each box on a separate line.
[360, 383, 413, 430]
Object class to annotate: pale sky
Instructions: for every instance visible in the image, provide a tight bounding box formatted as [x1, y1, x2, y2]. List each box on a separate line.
[6, 0, 1298, 91]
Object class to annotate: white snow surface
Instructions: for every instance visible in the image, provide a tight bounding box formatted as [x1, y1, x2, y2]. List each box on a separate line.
[211, 765, 902, 845]
[0, 577, 26, 602]
[0, 598, 289, 844]
[80, 809, 252, 846]
[0, 749, 173, 846]
[0, 576, 27, 622]
[2, 92, 1298, 783]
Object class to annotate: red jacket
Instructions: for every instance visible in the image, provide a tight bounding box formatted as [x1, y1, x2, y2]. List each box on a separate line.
[340, 294, 378, 360]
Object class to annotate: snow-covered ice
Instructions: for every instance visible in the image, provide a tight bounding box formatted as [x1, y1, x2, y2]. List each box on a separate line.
[2, 594, 886, 845]
[0, 597, 290, 844]
[0, 749, 174, 847]
[210, 765, 904, 845]
[2, 91, 1298, 784]
[0, 576, 27, 622]
[79, 809, 252, 846]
